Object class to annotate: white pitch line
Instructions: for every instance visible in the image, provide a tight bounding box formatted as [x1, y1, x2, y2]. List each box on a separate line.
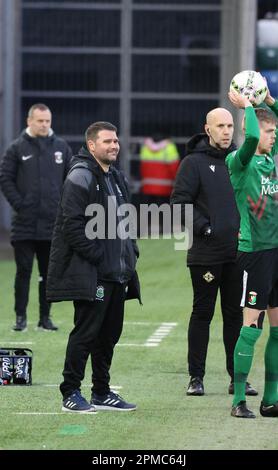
[42, 384, 122, 389]
[0, 341, 34, 345]
[13, 412, 97, 415]
[144, 322, 177, 347]
[124, 322, 161, 325]
[117, 343, 160, 347]
[118, 322, 178, 347]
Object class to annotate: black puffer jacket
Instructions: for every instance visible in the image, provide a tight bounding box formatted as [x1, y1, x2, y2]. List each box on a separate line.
[171, 134, 239, 265]
[0, 130, 72, 240]
[46, 147, 141, 303]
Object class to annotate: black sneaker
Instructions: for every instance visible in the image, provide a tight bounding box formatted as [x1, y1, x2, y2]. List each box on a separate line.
[91, 391, 137, 411]
[12, 316, 27, 332]
[231, 401, 256, 418]
[62, 390, 96, 413]
[259, 401, 278, 417]
[186, 377, 204, 396]
[37, 317, 58, 331]
[228, 381, 258, 396]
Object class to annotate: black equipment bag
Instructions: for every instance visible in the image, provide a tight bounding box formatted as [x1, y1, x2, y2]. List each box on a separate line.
[0, 348, 33, 385]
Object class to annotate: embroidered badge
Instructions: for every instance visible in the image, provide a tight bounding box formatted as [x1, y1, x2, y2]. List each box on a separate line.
[203, 271, 215, 283]
[54, 151, 63, 164]
[96, 285, 104, 301]
[248, 291, 257, 306]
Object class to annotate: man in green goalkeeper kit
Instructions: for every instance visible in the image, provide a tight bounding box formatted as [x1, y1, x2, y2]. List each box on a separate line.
[226, 85, 278, 418]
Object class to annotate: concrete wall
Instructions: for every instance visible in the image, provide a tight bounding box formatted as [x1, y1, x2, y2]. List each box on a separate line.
[0, 0, 21, 230]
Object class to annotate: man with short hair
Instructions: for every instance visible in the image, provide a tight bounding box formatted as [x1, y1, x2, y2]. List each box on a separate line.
[171, 107, 257, 397]
[227, 86, 278, 419]
[0, 103, 72, 332]
[47, 121, 141, 413]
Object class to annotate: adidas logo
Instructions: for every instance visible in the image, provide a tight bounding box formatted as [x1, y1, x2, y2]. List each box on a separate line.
[103, 398, 120, 406]
[64, 399, 76, 409]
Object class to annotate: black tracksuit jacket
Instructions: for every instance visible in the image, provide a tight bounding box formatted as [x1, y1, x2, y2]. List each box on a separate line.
[171, 134, 240, 266]
[46, 147, 141, 303]
[0, 130, 72, 241]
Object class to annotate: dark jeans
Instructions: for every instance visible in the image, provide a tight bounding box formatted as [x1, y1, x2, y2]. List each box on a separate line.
[60, 281, 126, 399]
[188, 263, 243, 380]
[12, 240, 51, 319]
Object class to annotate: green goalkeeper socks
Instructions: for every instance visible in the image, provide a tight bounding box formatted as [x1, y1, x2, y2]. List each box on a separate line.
[262, 326, 278, 406]
[232, 326, 262, 406]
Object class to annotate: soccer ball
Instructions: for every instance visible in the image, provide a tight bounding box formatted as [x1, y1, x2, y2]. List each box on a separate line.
[230, 70, 267, 105]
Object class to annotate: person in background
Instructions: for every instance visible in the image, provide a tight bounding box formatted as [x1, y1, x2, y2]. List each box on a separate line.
[140, 133, 180, 204]
[0, 103, 72, 332]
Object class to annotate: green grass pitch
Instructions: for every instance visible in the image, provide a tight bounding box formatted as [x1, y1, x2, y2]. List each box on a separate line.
[0, 238, 277, 450]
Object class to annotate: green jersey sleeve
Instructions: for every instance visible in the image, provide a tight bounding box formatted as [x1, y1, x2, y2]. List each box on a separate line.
[226, 106, 260, 174]
[226, 100, 278, 252]
[269, 100, 278, 157]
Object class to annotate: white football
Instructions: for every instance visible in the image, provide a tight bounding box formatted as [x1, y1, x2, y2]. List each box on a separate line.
[230, 70, 267, 105]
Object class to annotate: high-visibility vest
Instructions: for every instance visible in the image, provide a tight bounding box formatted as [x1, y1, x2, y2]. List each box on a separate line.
[140, 139, 180, 196]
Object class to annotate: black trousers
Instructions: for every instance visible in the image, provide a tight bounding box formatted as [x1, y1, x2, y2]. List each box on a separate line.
[60, 281, 126, 399]
[12, 240, 51, 319]
[188, 263, 243, 380]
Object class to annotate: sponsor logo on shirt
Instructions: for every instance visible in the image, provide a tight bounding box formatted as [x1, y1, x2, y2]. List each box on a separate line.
[261, 175, 278, 195]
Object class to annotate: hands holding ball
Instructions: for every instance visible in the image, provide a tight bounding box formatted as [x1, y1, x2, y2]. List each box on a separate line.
[229, 70, 275, 108]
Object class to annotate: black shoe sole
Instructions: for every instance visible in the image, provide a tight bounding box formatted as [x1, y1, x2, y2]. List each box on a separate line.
[260, 412, 278, 417]
[246, 390, 258, 396]
[260, 406, 278, 417]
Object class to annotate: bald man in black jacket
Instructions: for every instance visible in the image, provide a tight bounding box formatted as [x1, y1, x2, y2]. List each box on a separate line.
[171, 108, 258, 397]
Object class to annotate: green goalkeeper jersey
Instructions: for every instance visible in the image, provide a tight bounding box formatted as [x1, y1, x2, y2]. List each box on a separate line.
[226, 101, 278, 252]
